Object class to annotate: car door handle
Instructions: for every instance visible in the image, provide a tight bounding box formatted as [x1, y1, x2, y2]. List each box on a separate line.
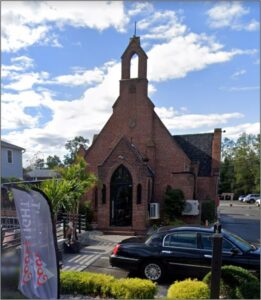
[204, 254, 212, 258]
[162, 250, 172, 254]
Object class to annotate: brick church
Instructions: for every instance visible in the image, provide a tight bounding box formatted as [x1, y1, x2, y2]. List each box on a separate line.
[80, 36, 221, 234]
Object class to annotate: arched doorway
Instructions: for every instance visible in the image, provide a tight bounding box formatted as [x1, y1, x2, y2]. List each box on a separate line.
[110, 165, 132, 226]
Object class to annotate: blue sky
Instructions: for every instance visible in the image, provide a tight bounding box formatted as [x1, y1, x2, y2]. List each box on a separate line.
[1, 1, 260, 166]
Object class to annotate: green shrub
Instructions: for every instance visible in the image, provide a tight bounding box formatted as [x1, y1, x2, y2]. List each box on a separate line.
[167, 278, 210, 299]
[235, 281, 260, 299]
[203, 265, 259, 299]
[60, 271, 114, 297]
[164, 186, 185, 222]
[201, 200, 216, 223]
[110, 278, 157, 299]
[60, 271, 157, 299]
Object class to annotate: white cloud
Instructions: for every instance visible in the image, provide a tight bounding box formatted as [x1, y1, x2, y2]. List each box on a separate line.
[2, 56, 35, 78]
[2, 102, 40, 130]
[4, 72, 49, 91]
[147, 33, 255, 82]
[2, 1, 129, 52]
[2, 61, 121, 164]
[155, 107, 244, 130]
[223, 122, 260, 139]
[245, 19, 260, 31]
[231, 69, 246, 79]
[138, 10, 187, 40]
[2, 22, 49, 52]
[128, 2, 154, 16]
[207, 2, 259, 31]
[51, 67, 105, 86]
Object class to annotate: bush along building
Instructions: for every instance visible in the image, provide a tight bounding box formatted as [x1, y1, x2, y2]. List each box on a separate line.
[80, 36, 221, 234]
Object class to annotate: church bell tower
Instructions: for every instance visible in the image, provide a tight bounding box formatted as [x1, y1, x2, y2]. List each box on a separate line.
[120, 36, 148, 97]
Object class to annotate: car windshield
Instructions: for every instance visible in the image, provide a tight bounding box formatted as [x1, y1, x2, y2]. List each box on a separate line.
[223, 229, 256, 252]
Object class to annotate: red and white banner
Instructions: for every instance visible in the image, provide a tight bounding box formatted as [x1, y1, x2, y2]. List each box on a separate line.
[12, 188, 59, 299]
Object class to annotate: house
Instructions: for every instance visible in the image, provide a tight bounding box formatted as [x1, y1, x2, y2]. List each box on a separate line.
[79, 36, 221, 234]
[1, 140, 25, 180]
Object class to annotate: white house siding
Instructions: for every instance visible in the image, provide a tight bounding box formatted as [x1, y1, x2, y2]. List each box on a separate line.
[1, 142, 24, 179]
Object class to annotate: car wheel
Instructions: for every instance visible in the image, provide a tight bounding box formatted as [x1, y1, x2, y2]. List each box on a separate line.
[250, 199, 255, 203]
[142, 261, 164, 281]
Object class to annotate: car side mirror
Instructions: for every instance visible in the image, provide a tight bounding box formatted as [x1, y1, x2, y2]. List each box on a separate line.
[230, 247, 239, 255]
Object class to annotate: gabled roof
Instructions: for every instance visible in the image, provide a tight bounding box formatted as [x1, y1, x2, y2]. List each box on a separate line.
[1, 140, 25, 151]
[173, 133, 214, 176]
[121, 36, 148, 59]
[100, 136, 154, 177]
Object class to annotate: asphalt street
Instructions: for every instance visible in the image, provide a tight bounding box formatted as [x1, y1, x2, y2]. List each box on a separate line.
[219, 200, 260, 245]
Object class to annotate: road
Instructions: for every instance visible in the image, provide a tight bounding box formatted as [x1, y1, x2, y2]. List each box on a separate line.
[219, 200, 260, 245]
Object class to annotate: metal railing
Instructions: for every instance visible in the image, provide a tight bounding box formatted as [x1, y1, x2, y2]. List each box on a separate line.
[1, 213, 88, 251]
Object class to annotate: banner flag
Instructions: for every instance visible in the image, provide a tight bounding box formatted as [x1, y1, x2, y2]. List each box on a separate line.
[12, 188, 59, 299]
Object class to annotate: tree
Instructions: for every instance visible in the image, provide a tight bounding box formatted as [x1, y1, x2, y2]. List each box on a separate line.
[34, 158, 45, 169]
[40, 179, 72, 219]
[57, 156, 96, 239]
[46, 155, 62, 169]
[58, 156, 96, 215]
[164, 186, 185, 222]
[233, 133, 259, 195]
[219, 157, 235, 194]
[219, 133, 260, 197]
[39, 156, 96, 241]
[64, 136, 89, 165]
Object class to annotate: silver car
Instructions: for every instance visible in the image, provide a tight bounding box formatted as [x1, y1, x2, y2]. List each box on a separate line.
[243, 194, 260, 203]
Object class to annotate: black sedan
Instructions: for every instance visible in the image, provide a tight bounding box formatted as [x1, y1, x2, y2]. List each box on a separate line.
[110, 226, 260, 281]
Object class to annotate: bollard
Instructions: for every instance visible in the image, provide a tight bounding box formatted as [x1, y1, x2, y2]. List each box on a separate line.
[210, 225, 223, 299]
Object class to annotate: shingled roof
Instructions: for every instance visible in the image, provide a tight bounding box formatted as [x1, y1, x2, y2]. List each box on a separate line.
[173, 133, 214, 176]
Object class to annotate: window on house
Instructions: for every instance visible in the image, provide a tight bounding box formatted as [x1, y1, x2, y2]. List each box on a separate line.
[137, 184, 142, 204]
[102, 184, 106, 204]
[7, 150, 13, 164]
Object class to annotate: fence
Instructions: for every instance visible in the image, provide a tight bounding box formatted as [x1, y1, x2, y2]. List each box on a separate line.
[1, 213, 88, 251]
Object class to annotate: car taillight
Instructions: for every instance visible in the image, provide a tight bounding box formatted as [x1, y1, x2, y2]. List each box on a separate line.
[112, 244, 120, 255]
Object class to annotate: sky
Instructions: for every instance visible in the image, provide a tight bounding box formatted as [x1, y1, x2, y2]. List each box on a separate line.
[1, 1, 260, 166]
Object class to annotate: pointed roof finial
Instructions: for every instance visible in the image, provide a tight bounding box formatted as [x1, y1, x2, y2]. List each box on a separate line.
[134, 21, 137, 37]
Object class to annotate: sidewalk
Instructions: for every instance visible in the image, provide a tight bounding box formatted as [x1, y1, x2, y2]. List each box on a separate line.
[61, 231, 132, 272]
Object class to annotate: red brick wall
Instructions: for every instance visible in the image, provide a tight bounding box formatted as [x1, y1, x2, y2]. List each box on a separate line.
[82, 37, 221, 233]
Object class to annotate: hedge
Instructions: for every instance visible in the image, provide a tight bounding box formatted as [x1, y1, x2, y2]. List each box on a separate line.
[60, 271, 157, 299]
[203, 265, 260, 299]
[167, 278, 210, 299]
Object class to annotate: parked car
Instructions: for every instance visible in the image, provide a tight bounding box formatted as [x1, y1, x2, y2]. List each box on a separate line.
[238, 195, 245, 201]
[243, 194, 260, 203]
[110, 226, 260, 282]
[256, 199, 260, 207]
